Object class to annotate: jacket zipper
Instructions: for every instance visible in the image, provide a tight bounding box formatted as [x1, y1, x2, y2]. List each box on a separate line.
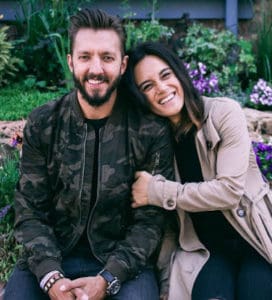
[87, 126, 103, 263]
[151, 152, 160, 175]
[64, 123, 88, 252]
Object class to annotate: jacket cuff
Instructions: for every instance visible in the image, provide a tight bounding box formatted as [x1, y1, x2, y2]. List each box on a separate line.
[148, 175, 179, 210]
[104, 257, 130, 283]
[33, 258, 63, 282]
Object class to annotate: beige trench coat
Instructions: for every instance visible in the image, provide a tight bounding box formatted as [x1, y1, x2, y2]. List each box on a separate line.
[148, 97, 272, 299]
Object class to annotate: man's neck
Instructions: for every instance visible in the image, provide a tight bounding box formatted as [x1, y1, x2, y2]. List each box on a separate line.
[77, 91, 117, 120]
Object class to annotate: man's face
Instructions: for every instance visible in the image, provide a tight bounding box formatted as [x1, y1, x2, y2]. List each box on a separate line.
[67, 28, 128, 107]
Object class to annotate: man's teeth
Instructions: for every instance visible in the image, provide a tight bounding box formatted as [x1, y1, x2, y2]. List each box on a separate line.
[88, 79, 104, 84]
[160, 93, 174, 104]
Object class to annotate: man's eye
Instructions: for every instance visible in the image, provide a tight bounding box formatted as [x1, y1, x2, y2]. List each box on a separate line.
[79, 55, 89, 61]
[104, 56, 114, 62]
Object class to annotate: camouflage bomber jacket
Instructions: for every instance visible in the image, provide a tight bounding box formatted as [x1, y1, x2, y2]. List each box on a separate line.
[14, 90, 174, 283]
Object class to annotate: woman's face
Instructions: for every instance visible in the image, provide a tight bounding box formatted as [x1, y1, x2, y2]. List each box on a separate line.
[134, 55, 184, 125]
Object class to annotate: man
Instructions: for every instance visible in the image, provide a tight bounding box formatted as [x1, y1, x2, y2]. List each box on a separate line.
[4, 8, 174, 300]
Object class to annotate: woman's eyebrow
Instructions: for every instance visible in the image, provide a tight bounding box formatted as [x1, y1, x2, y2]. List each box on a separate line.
[137, 67, 171, 89]
[159, 67, 171, 75]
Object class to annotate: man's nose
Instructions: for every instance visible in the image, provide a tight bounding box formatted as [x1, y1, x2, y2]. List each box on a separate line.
[88, 57, 103, 74]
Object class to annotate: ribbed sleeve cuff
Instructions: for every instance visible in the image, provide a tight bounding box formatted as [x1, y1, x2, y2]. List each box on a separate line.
[104, 258, 130, 283]
[34, 258, 63, 282]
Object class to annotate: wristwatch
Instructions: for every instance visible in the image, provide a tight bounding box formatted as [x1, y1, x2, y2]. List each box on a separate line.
[98, 269, 121, 296]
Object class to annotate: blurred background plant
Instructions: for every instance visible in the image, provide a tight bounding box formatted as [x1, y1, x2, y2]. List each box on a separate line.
[255, 0, 272, 82]
[14, 0, 93, 90]
[249, 79, 272, 109]
[176, 23, 257, 100]
[123, 0, 174, 50]
[0, 23, 23, 87]
[184, 62, 219, 96]
[252, 140, 272, 181]
[0, 149, 21, 282]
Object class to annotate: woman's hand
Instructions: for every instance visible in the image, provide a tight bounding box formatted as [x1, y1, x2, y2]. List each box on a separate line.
[131, 171, 152, 208]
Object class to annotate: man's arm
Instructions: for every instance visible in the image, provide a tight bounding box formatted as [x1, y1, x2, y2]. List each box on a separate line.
[104, 119, 174, 282]
[14, 114, 63, 281]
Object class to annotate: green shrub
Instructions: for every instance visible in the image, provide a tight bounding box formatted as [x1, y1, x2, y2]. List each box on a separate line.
[177, 23, 257, 94]
[255, 0, 272, 82]
[0, 152, 21, 282]
[123, 0, 174, 50]
[0, 26, 23, 87]
[0, 83, 64, 120]
[125, 19, 174, 50]
[14, 0, 93, 88]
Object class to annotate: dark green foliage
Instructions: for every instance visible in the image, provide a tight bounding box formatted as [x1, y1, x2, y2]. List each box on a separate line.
[0, 152, 22, 282]
[0, 26, 23, 87]
[255, 0, 272, 82]
[177, 23, 257, 94]
[14, 0, 93, 88]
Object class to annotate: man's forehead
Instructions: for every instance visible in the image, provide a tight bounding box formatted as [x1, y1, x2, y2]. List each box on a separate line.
[73, 28, 122, 52]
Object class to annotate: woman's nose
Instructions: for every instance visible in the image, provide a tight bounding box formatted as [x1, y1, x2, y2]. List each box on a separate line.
[156, 81, 168, 93]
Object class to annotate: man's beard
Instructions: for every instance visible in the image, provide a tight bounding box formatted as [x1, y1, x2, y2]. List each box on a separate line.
[73, 73, 121, 107]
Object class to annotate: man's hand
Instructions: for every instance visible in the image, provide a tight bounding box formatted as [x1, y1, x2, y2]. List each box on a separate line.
[131, 171, 152, 208]
[48, 277, 84, 300]
[59, 275, 107, 300]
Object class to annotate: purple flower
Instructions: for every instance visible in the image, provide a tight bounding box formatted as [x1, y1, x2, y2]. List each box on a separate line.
[184, 62, 219, 95]
[250, 79, 272, 106]
[10, 133, 23, 149]
[252, 141, 272, 180]
[0, 204, 11, 222]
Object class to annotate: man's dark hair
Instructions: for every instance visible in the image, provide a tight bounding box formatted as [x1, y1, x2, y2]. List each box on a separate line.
[68, 8, 126, 56]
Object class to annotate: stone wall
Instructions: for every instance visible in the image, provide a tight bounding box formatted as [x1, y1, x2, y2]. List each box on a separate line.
[0, 107, 272, 149]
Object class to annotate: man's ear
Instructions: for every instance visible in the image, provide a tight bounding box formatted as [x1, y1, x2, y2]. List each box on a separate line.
[67, 54, 73, 72]
[120, 55, 129, 75]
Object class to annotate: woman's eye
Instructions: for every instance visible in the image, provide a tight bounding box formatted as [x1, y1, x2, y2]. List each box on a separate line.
[141, 84, 152, 92]
[162, 71, 171, 79]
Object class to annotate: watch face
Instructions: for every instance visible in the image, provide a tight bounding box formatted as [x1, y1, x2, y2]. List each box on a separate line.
[108, 278, 121, 295]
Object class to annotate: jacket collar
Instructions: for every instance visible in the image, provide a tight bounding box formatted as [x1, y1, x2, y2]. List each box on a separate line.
[196, 97, 220, 151]
[69, 89, 126, 134]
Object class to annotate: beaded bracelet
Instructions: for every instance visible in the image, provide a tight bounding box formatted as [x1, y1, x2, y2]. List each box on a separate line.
[43, 272, 64, 293]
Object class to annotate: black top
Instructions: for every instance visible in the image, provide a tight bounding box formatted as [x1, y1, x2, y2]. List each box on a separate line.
[73, 117, 108, 254]
[174, 130, 241, 249]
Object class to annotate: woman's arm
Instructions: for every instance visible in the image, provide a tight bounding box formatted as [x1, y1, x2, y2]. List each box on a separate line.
[132, 99, 251, 212]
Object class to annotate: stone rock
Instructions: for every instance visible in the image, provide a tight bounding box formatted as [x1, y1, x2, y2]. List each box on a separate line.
[0, 107, 271, 148]
[0, 120, 26, 146]
[243, 108, 272, 142]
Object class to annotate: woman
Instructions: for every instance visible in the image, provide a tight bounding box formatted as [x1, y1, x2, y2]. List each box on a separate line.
[123, 42, 272, 300]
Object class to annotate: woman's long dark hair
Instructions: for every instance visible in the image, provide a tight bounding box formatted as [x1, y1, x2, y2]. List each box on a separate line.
[123, 41, 204, 136]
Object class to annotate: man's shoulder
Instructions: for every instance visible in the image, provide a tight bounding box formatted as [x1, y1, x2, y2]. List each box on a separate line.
[127, 106, 169, 132]
[28, 90, 74, 124]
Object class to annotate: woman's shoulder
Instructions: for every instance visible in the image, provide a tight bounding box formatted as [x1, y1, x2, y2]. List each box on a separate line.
[202, 96, 243, 117]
